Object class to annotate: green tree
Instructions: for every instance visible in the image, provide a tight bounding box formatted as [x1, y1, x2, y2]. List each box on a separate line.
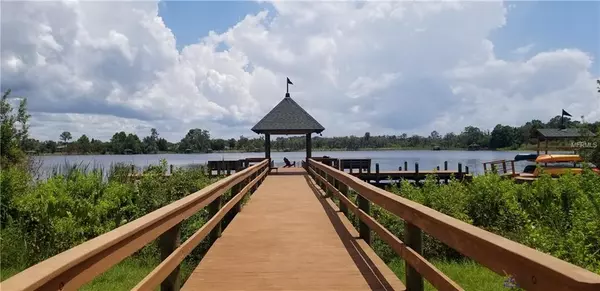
[60, 131, 72, 143]
[77, 134, 91, 153]
[490, 124, 516, 149]
[210, 139, 226, 151]
[227, 138, 236, 150]
[179, 129, 211, 152]
[1, 89, 30, 167]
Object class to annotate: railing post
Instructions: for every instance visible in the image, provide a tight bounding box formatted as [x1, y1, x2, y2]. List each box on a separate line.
[337, 163, 349, 216]
[327, 172, 335, 197]
[232, 182, 242, 214]
[405, 222, 424, 291]
[511, 160, 516, 175]
[415, 163, 419, 184]
[404, 161, 408, 171]
[209, 196, 222, 243]
[444, 161, 448, 171]
[357, 195, 371, 245]
[159, 224, 181, 291]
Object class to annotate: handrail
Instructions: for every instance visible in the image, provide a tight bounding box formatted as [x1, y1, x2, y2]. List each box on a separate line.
[308, 159, 600, 291]
[1, 159, 269, 291]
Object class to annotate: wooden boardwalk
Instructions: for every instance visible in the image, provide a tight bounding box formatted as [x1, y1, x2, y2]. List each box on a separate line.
[182, 168, 405, 290]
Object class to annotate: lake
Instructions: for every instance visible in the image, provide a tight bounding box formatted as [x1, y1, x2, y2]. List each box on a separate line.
[34, 150, 537, 176]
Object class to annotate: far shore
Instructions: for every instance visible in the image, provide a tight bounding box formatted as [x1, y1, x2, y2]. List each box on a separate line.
[31, 146, 550, 157]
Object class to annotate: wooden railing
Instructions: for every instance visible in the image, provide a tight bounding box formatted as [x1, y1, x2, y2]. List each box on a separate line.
[483, 159, 516, 176]
[1, 159, 270, 291]
[308, 159, 600, 291]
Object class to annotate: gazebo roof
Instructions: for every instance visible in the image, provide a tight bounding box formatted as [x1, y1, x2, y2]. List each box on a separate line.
[536, 128, 596, 140]
[251, 94, 325, 135]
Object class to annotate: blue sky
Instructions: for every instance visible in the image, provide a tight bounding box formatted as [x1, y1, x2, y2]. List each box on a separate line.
[159, 1, 600, 73]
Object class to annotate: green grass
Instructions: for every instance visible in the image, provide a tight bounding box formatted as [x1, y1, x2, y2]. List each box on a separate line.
[80, 257, 197, 291]
[1, 257, 197, 291]
[389, 259, 509, 291]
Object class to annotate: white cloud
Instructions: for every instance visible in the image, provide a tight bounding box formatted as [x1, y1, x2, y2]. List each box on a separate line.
[1, 0, 598, 142]
[512, 43, 534, 55]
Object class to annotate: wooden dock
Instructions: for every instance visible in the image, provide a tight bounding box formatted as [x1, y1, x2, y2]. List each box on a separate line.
[182, 167, 404, 290]
[3, 159, 599, 291]
[352, 170, 471, 183]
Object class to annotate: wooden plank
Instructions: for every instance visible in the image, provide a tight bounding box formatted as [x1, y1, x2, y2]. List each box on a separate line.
[309, 167, 462, 291]
[182, 171, 403, 290]
[133, 168, 269, 291]
[0, 161, 269, 291]
[309, 159, 600, 291]
[159, 224, 181, 291]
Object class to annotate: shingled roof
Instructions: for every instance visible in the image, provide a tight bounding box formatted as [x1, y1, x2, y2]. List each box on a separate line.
[536, 128, 596, 140]
[251, 94, 325, 134]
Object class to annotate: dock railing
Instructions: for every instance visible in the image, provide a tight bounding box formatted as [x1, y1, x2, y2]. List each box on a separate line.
[308, 158, 600, 291]
[1, 159, 269, 291]
[483, 159, 516, 176]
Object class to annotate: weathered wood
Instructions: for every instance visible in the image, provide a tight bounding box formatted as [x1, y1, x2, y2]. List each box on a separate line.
[405, 222, 424, 291]
[159, 224, 181, 291]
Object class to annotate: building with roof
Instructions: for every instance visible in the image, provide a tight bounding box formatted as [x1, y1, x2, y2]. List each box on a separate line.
[252, 82, 324, 168]
[535, 128, 596, 154]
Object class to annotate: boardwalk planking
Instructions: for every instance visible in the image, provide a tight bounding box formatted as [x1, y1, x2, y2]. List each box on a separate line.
[182, 168, 405, 290]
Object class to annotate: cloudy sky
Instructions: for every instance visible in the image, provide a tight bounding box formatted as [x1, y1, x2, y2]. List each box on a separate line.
[1, 0, 599, 142]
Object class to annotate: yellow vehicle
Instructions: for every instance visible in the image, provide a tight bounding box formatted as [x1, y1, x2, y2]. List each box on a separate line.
[519, 154, 599, 178]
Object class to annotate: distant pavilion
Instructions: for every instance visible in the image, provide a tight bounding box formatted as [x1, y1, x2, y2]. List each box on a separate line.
[535, 128, 596, 154]
[251, 83, 324, 169]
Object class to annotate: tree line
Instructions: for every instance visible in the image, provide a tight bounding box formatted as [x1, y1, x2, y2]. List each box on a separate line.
[18, 116, 600, 155]
[3, 87, 599, 155]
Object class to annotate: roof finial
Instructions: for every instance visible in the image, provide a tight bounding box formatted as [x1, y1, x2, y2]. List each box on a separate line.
[286, 77, 293, 98]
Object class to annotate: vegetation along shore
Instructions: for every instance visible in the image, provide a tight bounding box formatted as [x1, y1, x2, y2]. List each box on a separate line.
[2, 89, 600, 290]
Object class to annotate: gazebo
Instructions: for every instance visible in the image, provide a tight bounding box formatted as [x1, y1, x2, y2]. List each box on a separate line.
[535, 128, 596, 154]
[251, 82, 325, 169]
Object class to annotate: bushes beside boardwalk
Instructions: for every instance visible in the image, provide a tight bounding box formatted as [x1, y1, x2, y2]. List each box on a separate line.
[0, 160, 216, 278]
[2, 161, 599, 283]
[364, 170, 600, 275]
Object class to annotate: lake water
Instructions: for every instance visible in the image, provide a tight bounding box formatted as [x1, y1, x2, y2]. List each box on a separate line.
[34, 150, 537, 176]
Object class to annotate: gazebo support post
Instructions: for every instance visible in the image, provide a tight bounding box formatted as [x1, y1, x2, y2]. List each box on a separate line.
[306, 133, 312, 169]
[265, 133, 271, 166]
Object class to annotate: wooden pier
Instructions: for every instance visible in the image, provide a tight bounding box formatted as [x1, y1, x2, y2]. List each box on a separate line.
[3, 159, 599, 291]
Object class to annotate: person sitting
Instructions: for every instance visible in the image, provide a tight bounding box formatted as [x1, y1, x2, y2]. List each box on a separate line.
[283, 157, 296, 168]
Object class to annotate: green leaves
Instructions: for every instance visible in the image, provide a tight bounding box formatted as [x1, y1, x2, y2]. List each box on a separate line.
[384, 171, 600, 273]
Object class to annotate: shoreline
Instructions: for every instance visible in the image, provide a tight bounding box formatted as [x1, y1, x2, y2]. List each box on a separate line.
[31, 147, 546, 157]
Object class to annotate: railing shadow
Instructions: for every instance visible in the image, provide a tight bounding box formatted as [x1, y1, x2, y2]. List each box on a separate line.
[270, 167, 306, 176]
[304, 174, 398, 291]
